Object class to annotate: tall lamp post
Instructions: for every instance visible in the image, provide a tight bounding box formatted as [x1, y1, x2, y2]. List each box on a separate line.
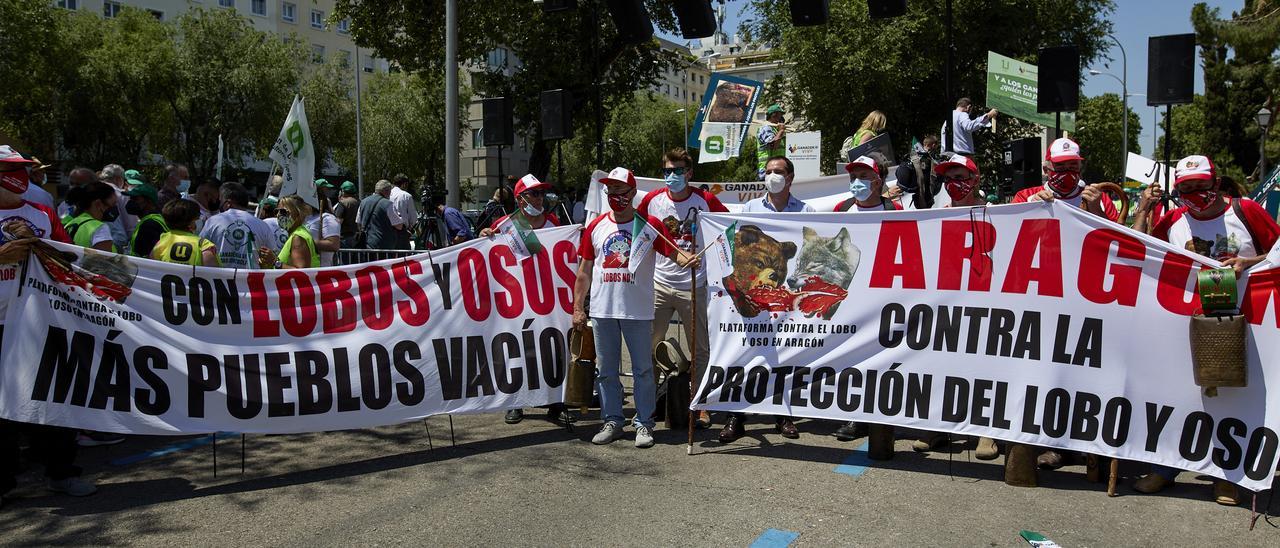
[1089, 68, 1128, 181]
[1259, 107, 1272, 190]
[675, 108, 688, 149]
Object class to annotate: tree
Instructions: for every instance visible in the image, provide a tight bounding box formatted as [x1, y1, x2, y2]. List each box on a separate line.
[1158, 94, 1213, 173]
[0, 0, 83, 159]
[300, 56, 357, 178]
[742, 0, 1117, 175]
[1073, 93, 1142, 183]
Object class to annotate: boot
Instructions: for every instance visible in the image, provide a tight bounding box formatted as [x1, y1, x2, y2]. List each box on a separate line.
[912, 431, 948, 452]
[1036, 450, 1066, 470]
[975, 437, 1000, 460]
[1213, 481, 1239, 506]
[718, 414, 744, 443]
[833, 421, 866, 441]
[1004, 443, 1038, 487]
[1133, 473, 1173, 494]
[867, 424, 895, 461]
[775, 417, 799, 439]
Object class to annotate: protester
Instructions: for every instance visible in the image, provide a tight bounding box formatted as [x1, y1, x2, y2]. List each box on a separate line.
[200, 182, 279, 269]
[22, 156, 55, 209]
[479, 174, 560, 242]
[840, 110, 887, 160]
[277, 195, 321, 269]
[437, 197, 473, 245]
[756, 104, 787, 180]
[389, 174, 418, 249]
[62, 181, 120, 253]
[56, 167, 98, 218]
[333, 181, 361, 249]
[187, 178, 221, 233]
[304, 180, 342, 266]
[95, 164, 132, 254]
[942, 98, 997, 155]
[125, 183, 167, 259]
[1011, 138, 1119, 221]
[157, 164, 190, 208]
[637, 148, 728, 432]
[571, 191, 587, 225]
[259, 196, 290, 251]
[151, 199, 219, 266]
[475, 181, 514, 232]
[575, 167, 696, 448]
[0, 146, 97, 501]
[834, 153, 901, 212]
[357, 180, 399, 250]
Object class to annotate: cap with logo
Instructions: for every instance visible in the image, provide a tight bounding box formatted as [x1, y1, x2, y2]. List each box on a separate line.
[314, 178, 334, 189]
[514, 174, 551, 196]
[1045, 137, 1084, 163]
[766, 104, 785, 116]
[0, 145, 35, 166]
[845, 155, 880, 174]
[599, 167, 637, 187]
[340, 181, 356, 194]
[1174, 155, 1215, 184]
[933, 154, 981, 176]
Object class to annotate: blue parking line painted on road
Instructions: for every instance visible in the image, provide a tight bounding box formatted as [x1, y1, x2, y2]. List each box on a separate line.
[749, 528, 799, 548]
[833, 441, 872, 476]
[109, 432, 236, 466]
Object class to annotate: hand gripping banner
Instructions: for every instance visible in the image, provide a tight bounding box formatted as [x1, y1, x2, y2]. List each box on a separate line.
[0, 226, 581, 435]
[695, 202, 1280, 492]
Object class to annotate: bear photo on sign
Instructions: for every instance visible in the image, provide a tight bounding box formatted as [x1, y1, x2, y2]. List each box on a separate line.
[721, 225, 853, 319]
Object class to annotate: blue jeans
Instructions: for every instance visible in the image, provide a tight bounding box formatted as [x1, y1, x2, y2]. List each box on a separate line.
[593, 318, 657, 429]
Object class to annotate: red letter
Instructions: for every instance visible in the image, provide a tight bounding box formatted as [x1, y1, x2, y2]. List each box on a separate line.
[1155, 252, 1200, 316]
[458, 248, 491, 321]
[490, 245, 524, 319]
[355, 265, 394, 330]
[248, 272, 278, 337]
[937, 220, 995, 291]
[1001, 219, 1063, 297]
[521, 249, 556, 316]
[316, 270, 357, 333]
[869, 220, 926, 289]
[1078, 229, 1144, 307]
[1242, 266, 1280, 327]
[553, 240, 578, 314]
[392, 260, 430, 327]
[276, 271, 317, 337]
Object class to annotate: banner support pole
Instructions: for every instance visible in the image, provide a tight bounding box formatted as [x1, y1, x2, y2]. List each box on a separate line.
[687, 210, 701, 455]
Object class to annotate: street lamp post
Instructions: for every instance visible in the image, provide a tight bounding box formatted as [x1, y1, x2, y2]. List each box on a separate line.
[1089, 66, 1127, 181]
[676, 108, 688, 150]
[1259, 107, 1272, 190]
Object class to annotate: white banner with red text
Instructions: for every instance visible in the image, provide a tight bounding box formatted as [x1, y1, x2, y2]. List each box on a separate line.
[695, 202, 1280, 492]
[0, 226, 580, 435]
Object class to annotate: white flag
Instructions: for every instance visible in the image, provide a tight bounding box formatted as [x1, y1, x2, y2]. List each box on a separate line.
[627, 216, 658, 274]
[269, 96, 317, 208]
[697, 122, 744, 164]
[214, 134, 224, 180]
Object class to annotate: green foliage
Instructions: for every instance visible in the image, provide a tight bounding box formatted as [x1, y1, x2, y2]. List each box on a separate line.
[301, 56, 357, 178]
[0, 0, 83, 156]
[1073, 93, 1142, 182]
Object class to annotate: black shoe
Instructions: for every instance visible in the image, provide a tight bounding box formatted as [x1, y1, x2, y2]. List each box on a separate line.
[546, 403, 577, 424]
[504, 409, 524, 424]
[718, 415, 745, 443]
[775, 418, 800, 439]
[833, 421, 866, 441]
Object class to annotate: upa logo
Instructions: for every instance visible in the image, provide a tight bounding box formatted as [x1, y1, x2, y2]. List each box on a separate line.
[705, 135, 725, 154]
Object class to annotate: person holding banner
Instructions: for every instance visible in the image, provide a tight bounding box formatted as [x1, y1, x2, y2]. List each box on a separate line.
[1011, 138, 1119, 222]
[638, 149, 728, 431]
[62, 181, 121, 253]
[151, 199, 220, 267]
[0, 146, 98, 500]
[574, 167, 697, 448]
[834, 153, 901, 213]
[276, 195, 321, 269]
[1135, 155, 1280, 505]
[756, 105, 788, 181]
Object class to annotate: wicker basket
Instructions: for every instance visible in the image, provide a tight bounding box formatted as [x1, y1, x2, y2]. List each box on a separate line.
[1189, 313, 1247, 396]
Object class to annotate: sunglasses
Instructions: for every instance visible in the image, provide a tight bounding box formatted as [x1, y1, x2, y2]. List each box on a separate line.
[661, 167, 687, 176]
[522, 189, 546, 198]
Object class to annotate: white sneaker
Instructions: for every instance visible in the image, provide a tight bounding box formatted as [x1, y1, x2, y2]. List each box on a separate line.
[47, 477, 97, 497]
[635, 425, 654, 448]
[592, 422, 621, 445]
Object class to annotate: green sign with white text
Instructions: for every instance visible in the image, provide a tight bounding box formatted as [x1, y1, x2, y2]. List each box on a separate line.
[987, 51, 1076, 132]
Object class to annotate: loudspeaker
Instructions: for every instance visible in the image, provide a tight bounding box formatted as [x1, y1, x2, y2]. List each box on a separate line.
[541, 0, 576, 13]
[790, 0, 829, 26]
[867, 0, 907, 18]
[673, 0, 716, 39]
[1037, 46, 1080, 113]
[606, 0, 654, 45]
[482, 97, 513, 147]
[541, 89, 574, 140]
[1003, 137, 1041, 191]
[1147, 33, 1196, 106]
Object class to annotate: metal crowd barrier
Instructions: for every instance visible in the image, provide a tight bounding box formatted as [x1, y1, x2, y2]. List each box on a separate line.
[335, 248, 423, 266]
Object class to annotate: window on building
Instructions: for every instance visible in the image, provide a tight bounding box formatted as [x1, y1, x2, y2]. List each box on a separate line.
[472, 129, 484, 149]
[486, 48, 508, 69]
[148, 9, 163, 19]
[363, 55, 376, 73]
[218, 0, 234, 8]
[57, 0, 79, 10]
[251, 0, 266, 16]
[311, 44, 325, 64]
[337, 18, 350, 34]
[102, 1, 122, 17]
[311, 9, 324, 29]
[281, 2, 295, 22]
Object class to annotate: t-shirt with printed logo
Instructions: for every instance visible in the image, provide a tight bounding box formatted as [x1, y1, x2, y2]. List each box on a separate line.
[636, 187, 727, 290]
[1152, 197, 1280, 261]
[0, 200, 69, 323]
[579, 212, 676, 320]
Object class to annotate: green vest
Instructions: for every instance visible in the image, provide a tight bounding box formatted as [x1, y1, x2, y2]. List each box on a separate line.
[64, 213, 115, 253]
[756, 128, 787, 170]
[278, 225, 319, 268]
[130, 214, 168, 256]
[154, 230, 214, 266]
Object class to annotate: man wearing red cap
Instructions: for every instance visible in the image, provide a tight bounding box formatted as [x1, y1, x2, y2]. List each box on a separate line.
[0, 145, 98, 502]
[834, 153, 901, 212]
[1134, 155, 1279, 505]
[574, 167, 696, 448]
[1011, 138, 1119, 221]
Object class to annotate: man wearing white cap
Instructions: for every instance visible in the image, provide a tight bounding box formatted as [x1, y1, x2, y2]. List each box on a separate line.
[834, 152, 900, 212]
[1011, 137, 1118, 221]
[574, 167, 696, 448]
[479, 174, 561, 238]
[1135, 154, 1279, 505]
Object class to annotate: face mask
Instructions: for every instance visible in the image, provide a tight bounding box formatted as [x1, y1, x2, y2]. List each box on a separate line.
[522, 203, 543, 217]
[849, 178, 874, 201]
[945, 177, 978, 202]
[1046, 170, 1082, 198]
[125, 200, 143, 216]
[607, 192, 631, 213]
[100, 203, 120, 223]
[1181, 189, 1219, 213]
[278, 213, 293, 228]
[664, 171, 687, 193]
[764, 173, 787, 194]
[0, 168, 30, 194]
[177, 179, 191, 194]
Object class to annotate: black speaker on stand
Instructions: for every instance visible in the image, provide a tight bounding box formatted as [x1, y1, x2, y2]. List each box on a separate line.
[867, 0, 907, 18]
[1003, 137, 1042, 196]
[673, 0, 716, 39]
[790, 0, 830, 26]
[482, 97, 513, 191]
[605, 0, 654, 44]
[542, 89, 575, 186]
[1037, 46, 1080, 137]
[1148, 33, 1196, 196]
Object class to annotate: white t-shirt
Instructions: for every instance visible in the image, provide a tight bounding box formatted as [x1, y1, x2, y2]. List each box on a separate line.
[1154, 199, 1279, 262]
[200, 209, 281, 269]
[388, 186, 417, 230]
[0, 201, 66, 323]
[579, 212, 675, 320]
[21, 184, 54, 209]
[88, 223, 114, 249]
[636, 187, 728, 290]
[305, 212, 341, 266]
[263, 217, 289, 250]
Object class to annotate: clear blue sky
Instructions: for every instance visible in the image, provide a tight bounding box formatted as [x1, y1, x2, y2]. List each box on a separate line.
[659, 0, 1246, 159]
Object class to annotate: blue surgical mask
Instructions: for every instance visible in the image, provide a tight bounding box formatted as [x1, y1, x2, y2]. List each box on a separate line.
[177, 179, 191, 194]
[522, 203, 543, 217]
[664, 171, 687, 193]
[849, 178, 873, 201]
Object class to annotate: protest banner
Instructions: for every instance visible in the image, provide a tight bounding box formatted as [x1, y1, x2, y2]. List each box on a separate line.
[0, 226, 581, 435]
[987, 51, 1077, 132]
[786, 131, 822, 179]
[687, 74, 764, 155]
[1125, 152, 1174, 188]
[270, 95, 318, 208]
[696, 202, 1280, 492]
[697, 122, 747, 164]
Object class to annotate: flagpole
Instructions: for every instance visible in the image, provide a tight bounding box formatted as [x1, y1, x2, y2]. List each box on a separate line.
[257, 162, 278, 216]
[687, 263, 699, 455]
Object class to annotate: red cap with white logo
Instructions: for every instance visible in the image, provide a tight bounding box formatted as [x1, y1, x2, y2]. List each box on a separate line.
[514, 174, 551, 196]
[1174, 155, 1215, 184]
[0, 145, 35, 165]
[1045, 138, 1084, 163]
[844, 155, 879, 174]
[933, 154, 980, 176]
[600, 166, 637, 187]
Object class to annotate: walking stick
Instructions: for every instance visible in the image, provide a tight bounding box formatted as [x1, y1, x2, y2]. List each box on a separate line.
[1107, 458, 1120, 496]
[687, 279, 698, 456]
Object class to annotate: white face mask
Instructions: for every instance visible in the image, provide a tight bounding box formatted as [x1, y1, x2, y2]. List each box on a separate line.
[764, 172, 787, 194]
[849, 178, 873, 201]
[522, 203, 543, 217]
